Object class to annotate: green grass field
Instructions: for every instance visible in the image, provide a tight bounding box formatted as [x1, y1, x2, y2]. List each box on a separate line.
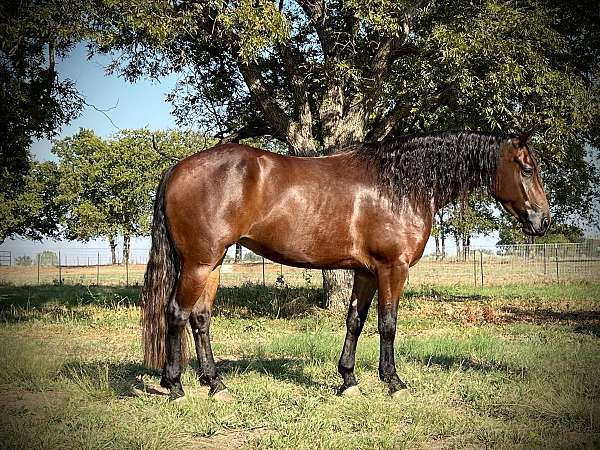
[0, 282, 599, 449]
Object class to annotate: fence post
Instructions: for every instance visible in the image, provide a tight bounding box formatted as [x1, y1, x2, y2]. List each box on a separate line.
[37, 253, 40, 284]
[262, 257, 265, 286]
[555, 244, 559, 282]
[58, 251, 62, 285]
[480, 250, 484, 287]
[97, 252, 100, 286]
[543, 244, 547, 275]
[473, 249, 477, 287]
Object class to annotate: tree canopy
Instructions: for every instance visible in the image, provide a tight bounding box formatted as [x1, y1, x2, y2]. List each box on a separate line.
[53, 128, 212, 259]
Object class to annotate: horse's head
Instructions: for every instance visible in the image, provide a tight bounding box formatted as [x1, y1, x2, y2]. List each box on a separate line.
[491, 132, 551, 236]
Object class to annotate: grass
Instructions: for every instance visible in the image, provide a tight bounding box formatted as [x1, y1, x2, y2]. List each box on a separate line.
[0, 281, 599, 449]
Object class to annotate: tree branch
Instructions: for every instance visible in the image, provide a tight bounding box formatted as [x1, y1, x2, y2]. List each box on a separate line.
[366, 102, 412, 141]
[217, 123, 281, 144]
[238, 62, 292, 138]
[151, 135, 179, 162]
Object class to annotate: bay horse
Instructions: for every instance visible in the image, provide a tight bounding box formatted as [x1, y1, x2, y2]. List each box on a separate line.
[141, 130, 550, 400]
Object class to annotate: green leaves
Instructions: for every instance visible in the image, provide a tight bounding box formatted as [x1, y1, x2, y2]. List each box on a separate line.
[53, 128, 215, 242]
[214, 0, 289, 63]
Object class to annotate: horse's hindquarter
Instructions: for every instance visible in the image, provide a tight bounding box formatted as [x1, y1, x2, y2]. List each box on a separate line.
[165, 144, 431, 270]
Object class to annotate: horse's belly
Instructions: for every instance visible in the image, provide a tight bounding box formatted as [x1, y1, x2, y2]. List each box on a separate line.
[238, 236, 362, 270]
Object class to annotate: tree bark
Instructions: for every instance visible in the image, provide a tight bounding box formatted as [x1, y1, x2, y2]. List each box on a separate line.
[109, 236, 117, 265]
[441, 230, 446, 260]
[234, 242, 242, 264]
[123, 234, 130, 265]
[321, 269, 354, 311]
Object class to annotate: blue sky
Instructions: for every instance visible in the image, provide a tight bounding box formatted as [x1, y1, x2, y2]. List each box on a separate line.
[3, 43, 500, 259]
[31, 44, 181, 162]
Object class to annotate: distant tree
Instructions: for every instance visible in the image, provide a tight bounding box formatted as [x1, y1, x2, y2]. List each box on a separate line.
[243, 251, 262, 262]
[54, 128, 213, 262]
[0, 161, 63, 245]
[38, 250, 58, 266]
[233, 243, 243, 264]
[15, 256, 33, 266]
[445, 192, 497, 259]
[497, 220, 585, 245]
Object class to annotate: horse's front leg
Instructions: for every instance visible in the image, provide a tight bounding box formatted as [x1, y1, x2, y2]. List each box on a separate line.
[375, 261, 409, 397]
[337, 270, 377, 396]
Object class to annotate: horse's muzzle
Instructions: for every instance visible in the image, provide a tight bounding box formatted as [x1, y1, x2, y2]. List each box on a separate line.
[522, 209, 551, 236]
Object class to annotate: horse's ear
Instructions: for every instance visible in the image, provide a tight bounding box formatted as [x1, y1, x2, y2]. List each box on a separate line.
[517, 129, 534, 147]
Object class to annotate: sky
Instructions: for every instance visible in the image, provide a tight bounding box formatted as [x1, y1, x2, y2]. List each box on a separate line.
[1, 43, 501, 260]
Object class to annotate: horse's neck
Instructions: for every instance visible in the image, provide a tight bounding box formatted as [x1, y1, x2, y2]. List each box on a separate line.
[431, 183, 485, 215]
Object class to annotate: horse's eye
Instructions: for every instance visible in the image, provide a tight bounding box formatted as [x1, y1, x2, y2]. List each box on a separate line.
[521, 166, 534, 177]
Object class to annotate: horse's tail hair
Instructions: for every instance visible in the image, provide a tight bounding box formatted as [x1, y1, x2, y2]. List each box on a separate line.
[141, 166, 189, 369]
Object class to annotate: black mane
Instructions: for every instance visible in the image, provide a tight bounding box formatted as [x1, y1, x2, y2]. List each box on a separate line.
[347, 131, 512, 206]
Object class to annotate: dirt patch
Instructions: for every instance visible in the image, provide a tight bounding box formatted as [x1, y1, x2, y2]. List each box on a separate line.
[192, 426, 273, 449]
[405, 300, 600, 330]
[1, 390, 68, 415]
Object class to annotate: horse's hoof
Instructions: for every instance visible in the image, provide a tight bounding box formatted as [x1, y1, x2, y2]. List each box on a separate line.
[169, 387, 185, 401]
[212, 388, 233, 402]
[390, 388, 409, 400]
[339, 385, 362, 398]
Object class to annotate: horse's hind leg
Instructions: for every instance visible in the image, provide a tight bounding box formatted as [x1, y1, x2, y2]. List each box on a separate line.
[337, 270, 377, 396]
[160, 263, 212, 398]
[189, 262, 228, 397]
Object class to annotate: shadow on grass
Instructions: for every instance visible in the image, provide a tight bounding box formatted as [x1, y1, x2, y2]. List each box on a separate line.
[500, 305, 600, 337]
[403, 353, 515, 375]
[403, 286, 489, 302]
[58, 354, 324, 398]
[0, 284, 141, 308]
[0, 284, 324, 320]
[212, 356, 325, 389]
[59, 360, 161, 398]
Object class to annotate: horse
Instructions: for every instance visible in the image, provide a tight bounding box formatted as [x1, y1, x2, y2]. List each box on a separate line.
[141, 130, 550, 400]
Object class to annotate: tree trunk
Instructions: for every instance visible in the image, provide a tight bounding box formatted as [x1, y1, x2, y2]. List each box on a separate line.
[434, 235, 440, 260]
[321, 269, 355, 311]
[123, 235, 130, 265]
[441, 231, 446, 259]
[109, 236, 117, 265]
[454, 234, 462, 260]
[234, 242, 242, 264]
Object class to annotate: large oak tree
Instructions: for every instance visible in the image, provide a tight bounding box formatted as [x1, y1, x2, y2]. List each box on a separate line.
[86, 0, 600, 308]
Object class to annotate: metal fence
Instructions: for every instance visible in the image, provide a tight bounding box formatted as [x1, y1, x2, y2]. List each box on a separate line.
[0, 241, 598, 287]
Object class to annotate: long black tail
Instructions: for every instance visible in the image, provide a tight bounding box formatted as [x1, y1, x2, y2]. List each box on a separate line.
[141, 166, 189, 369]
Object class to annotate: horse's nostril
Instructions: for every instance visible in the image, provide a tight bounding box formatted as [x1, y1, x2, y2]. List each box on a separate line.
[542, 217, 549, 231]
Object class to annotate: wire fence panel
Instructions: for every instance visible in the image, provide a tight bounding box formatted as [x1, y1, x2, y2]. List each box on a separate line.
[0, 241, 598, 287]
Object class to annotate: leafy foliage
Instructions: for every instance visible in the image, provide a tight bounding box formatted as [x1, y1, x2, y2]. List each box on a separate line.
[53, 128, 214, 243]
[0, 0, 90, 242]
[0, 161, 64, 244]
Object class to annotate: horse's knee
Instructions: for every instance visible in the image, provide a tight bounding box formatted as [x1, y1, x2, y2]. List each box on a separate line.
[378, 312, 396, 341]
[346, 309, 361, 335]
[167, 300, 190, 328]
